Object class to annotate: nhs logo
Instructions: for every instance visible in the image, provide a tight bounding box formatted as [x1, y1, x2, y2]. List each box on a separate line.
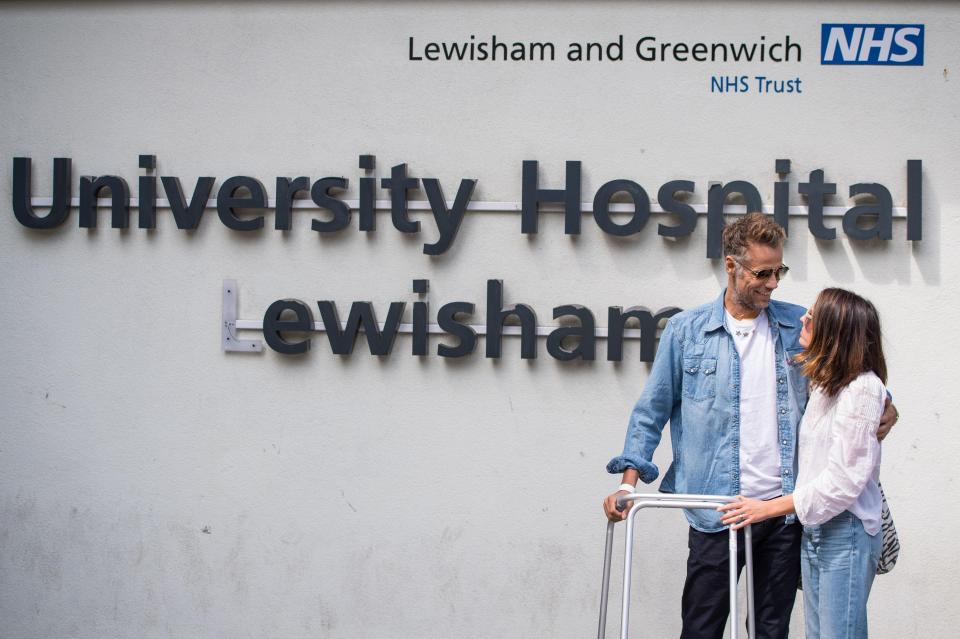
[821, 24, 924, 65]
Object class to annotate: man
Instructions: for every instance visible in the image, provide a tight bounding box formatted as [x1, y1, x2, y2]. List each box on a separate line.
[603, 213, 897, 639]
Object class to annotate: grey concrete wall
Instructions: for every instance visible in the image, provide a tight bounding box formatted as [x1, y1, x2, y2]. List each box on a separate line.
[1, 2, 957, 637]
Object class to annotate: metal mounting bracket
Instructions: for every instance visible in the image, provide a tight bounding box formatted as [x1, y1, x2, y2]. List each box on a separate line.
[222, 279, 263, 352]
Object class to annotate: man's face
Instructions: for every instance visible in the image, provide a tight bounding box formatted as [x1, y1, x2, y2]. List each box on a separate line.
[725, 242, 784, 314]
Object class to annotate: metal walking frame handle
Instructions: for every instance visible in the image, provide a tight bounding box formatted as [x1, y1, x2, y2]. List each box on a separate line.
[597, 492, 755, 639]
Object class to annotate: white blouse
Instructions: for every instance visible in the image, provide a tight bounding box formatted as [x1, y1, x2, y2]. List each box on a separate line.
[792, 371, 886, 535]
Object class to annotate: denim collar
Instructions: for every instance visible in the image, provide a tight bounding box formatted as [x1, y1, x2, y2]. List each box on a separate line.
[704, 289, 798, 335]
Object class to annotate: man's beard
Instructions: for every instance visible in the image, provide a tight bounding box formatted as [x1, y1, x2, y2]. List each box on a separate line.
[733, 286, 762, 313]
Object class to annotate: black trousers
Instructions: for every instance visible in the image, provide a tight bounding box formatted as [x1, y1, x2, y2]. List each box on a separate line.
[680, 517, 802, 639]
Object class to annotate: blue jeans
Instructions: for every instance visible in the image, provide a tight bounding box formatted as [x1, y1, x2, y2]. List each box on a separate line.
[801, 511, 881, 638]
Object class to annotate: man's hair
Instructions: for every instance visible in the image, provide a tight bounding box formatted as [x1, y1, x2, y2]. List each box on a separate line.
[799, 287, 887, 397]
[721, 212, 786, 258]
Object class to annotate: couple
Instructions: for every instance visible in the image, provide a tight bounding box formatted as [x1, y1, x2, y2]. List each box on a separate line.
[603, 213, 896, 638]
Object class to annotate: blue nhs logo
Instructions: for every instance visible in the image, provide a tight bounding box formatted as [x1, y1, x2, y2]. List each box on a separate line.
[821, 24, 924, 65]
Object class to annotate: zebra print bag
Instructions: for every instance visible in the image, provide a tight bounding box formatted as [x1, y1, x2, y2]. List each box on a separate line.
[876, 483, 900, 575]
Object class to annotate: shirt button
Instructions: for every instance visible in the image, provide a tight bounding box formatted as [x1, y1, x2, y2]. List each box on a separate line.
[778, 377, 785, 384]
[780, 408, 787, 414]
[781, 440, 788, 445]
[783, 470, 791, 475]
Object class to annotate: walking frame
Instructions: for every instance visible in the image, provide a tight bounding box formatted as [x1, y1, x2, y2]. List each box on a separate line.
[597, 492, 756, 639]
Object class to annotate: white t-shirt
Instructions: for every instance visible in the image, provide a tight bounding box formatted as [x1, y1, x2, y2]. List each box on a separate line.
[726, 310, 782, 500]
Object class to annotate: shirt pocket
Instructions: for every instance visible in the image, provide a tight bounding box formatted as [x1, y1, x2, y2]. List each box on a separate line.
[682, 357, 717, 401]
[785, 347, 808, 405]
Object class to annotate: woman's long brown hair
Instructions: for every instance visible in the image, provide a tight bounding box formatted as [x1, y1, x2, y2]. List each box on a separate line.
[800, 288, 887, 397]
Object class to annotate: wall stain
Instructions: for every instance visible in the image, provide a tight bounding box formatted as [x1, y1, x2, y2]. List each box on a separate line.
[42, 391, 66, 409]
[339, 489, 358, 512]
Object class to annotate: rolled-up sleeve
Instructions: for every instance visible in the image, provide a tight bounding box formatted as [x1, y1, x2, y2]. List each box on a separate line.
[606, 318, 683, 483]
[794, 374, 885, 525]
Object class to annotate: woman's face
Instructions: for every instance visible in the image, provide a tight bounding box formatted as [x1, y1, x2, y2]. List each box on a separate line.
[799, 305, 815, 348]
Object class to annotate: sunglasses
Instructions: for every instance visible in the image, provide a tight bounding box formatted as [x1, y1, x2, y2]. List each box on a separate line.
[732, 256, 790, 282]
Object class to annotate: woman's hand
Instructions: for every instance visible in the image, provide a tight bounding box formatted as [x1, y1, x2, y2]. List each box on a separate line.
[718, 495, 783, 530]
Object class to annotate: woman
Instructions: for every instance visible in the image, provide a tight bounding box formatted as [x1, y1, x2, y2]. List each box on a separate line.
[718, 287, 887, 638]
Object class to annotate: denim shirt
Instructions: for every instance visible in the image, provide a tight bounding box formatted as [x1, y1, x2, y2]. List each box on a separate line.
[607, 290, 808, 533]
